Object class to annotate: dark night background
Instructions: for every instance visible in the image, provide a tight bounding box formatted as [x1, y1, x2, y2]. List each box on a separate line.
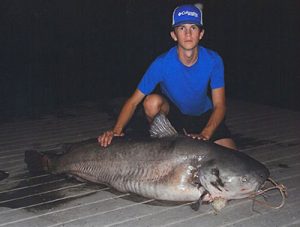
[0, 0, 299, 120]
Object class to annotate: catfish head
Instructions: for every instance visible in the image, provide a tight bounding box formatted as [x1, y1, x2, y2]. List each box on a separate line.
[197, 149, 270, 209]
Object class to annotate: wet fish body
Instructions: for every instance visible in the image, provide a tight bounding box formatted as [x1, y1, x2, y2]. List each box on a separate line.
[25, 136, 269, 205]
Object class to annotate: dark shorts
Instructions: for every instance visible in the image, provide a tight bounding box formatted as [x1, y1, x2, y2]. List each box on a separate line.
[162, 95, 232, 142]
[125, 94, 232, 142]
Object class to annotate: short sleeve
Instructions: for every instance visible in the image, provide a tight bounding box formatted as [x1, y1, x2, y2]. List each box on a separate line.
[210, 54, 225, 89]
[137, 58, 163, 95]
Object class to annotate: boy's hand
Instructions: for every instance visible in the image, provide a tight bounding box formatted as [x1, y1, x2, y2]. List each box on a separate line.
[98, 130, 124, 147]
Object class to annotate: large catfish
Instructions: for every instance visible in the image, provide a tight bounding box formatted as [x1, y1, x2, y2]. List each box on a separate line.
[25, 114, 270, 211]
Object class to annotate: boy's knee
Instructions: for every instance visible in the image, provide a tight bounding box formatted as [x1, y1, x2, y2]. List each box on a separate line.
[143, 94, 166, 119]
[143, 94, 163, 110]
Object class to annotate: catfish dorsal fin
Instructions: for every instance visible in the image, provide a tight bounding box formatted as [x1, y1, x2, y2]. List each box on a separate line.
[149, 113, 178, 138]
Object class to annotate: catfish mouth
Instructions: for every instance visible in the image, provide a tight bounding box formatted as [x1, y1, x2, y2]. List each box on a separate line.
[234, 176, 269, 199]
[199, 175, 268, 202]
[204, 178, 282, 197]
[197, 177, 287, 212]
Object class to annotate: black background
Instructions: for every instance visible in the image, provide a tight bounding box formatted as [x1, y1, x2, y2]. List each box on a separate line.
[1, 0, 299, 119]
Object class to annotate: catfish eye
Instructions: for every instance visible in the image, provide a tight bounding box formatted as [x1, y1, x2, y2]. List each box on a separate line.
[241, 176, 248, 183]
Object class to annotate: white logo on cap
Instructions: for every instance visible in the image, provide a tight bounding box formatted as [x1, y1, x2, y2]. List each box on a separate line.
[178, 11, 198, 18]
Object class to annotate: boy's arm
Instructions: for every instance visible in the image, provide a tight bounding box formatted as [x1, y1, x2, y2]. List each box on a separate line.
[98, 89, 145, 147]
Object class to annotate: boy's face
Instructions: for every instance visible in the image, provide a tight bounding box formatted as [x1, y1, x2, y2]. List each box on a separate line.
[170, 24, 204, 51]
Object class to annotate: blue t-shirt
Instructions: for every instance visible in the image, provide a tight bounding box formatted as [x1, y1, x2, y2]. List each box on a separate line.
[138, 46, 224, 116]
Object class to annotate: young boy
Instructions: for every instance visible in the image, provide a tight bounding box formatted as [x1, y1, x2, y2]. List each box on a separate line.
[99, 4, 236, 150]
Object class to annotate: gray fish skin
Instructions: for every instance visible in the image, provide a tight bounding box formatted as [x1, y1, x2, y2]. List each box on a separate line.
[40, 136, 269, 202]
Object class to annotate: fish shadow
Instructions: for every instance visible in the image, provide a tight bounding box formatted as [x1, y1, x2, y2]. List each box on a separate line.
[0, 171, 104, 212]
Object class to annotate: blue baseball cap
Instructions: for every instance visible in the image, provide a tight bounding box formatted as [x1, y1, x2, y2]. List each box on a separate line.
[172, 4, 203, 27]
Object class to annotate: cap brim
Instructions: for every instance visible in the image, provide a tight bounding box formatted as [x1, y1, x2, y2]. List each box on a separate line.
[172, 21, 203, 27]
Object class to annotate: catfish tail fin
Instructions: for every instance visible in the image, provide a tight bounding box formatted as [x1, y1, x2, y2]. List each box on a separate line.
[24, 150, 48, 173]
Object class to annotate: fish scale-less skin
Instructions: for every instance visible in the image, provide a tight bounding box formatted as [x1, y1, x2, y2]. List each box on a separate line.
[42, 136, 269, 203]
[48, 137, 206, 201]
